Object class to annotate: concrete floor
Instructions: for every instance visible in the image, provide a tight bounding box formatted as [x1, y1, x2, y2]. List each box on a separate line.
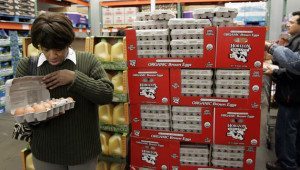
[0, 105, 276, 170]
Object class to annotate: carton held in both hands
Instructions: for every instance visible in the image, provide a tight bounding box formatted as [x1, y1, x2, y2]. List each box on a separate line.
[5, 76, 75, 124]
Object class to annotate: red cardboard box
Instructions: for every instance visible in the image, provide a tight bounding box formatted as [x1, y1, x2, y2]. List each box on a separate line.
[170, 68, 263, 109]
[128, 68, 170, 104]
[130, 104, 213, 143]
[214, 108, 261, 146]
[126, 27, 216, 69]
[216, 27, 266, 69]
[130, 136, 257, 170]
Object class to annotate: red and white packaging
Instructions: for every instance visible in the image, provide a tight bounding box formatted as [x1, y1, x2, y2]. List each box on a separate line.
[128, 68, 170, 104]
[214, 108, 261, 146]
[216, 27, 266, 69]
[126, 27, 216, 69]
[130, 104, 213, 143]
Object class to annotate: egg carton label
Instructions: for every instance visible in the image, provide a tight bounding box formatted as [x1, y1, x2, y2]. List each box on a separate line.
[141, 150, 158, 165]
[211, 159, 243, 168]
[172, 115, 201, 121]
[226, 123, 247, 141]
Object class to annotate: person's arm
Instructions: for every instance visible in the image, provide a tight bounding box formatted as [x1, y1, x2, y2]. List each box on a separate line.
[68, 55, 114, 105]
[15, 57, 30, 77]
[269, 44, 300, 75]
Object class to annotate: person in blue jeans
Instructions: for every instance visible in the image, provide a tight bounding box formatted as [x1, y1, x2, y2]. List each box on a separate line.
[264, 11, 300, 170]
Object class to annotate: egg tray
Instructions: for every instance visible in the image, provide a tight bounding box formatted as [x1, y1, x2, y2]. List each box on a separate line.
[171, 106, 202, 114]
[193, 8, 215, 19]
[141, 112, 170, 120]
[136, 29, 169, 41]
[170, 49, 203, 58]
[212, 151, 244, 161]
[212, 17, 235, 27]
[137, 40, 169, 51]
[181, 88, 213, 97]
[170, 39, 203, 50]
[133, 20, 168, 30]
[172, 115, 201, 122]
[215, 89, 249, 98]
[171, 29, 204, 40]
[180, 156, 209, 164]
[215, 79, 249, 90]
[13, 99, 75, 123]
[168, 18, 212, 29]
[211, 159, 243, 168]
[141, 104, 170, 112]
[138, 49, 169, 58]
[213, 144, 245, 153]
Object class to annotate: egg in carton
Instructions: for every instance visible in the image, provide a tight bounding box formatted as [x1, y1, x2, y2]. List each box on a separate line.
[137, 40, 169, 51]
[215, 69, 250, 80]
[150, 10, 176, 21]
[215, 79, 250, 90]
[212, 151, 244, 161]
[211, 159, 243, 168]
[214, 7, 238, 18]
[168, 18, 212, 29]
[136, 12, 152, 21]
[193, 8, 215, 19]
[212, 17, 234, 27]
[138, 49, 169, 58]
[213, 144, 245, 153]
[136, 29, 169, 41]
[170, 39, 203, 50]
[171, 29, 204, 40]
[170, 49, 203, 58]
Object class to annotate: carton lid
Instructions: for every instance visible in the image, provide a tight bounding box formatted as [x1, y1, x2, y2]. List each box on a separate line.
[7, 76, 50, 111]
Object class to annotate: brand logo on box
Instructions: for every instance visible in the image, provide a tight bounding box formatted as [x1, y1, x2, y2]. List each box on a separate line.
[142, 150, 158, 165]
[229, 44, 251, 63]
[140, 84, 157, 99]
[227, 124, 247, 140]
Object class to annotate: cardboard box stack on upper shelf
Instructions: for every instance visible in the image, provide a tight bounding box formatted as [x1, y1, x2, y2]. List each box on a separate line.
[126, 7, 266, 170]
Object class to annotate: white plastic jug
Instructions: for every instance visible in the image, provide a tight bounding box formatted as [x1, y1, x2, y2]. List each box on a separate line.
[94, 39, 111, 61]
[111, 39, 124, 61]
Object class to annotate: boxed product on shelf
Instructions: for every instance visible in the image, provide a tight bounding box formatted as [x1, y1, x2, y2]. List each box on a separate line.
[170, 68, 262, 109]
[128, 68, 170, 104]
[130, 136, 257, 170]
[100, 131, 128, 158]
[131, 104, 213, 143]
[5, 76, 75, 123]
[214, 108, 260, 146]
[126, 27, 216, 69]
[216, 27, 266, 69]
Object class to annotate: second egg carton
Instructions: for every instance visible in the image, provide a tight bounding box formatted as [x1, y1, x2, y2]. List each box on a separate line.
[168, 18, 212, 29]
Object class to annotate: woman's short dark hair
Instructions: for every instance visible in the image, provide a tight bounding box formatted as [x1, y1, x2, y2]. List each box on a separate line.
[292, 11, 300, 25]
[31, 12, 75, 50]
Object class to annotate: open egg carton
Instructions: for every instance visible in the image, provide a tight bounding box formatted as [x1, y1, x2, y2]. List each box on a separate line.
[12, 97, 75, 123]
[168, 18, 212, 29]
[133, 20, 168, 30]
[180, 144, 210, 166]
[170, 29, 204, 40]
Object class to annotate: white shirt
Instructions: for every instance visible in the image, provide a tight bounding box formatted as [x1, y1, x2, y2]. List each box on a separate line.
[37, 48, 76, 67]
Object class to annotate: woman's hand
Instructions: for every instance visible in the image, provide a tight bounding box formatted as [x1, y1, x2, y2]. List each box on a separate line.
[43, 70, 75, 89]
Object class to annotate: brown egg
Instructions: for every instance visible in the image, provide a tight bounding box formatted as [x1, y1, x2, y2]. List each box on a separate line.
[67, 97, 74, 102]
[15, 107, 25, 116]
[24, 106, 35, 114]
[41, 102, 51, 109]
[33, 104, 47, 113]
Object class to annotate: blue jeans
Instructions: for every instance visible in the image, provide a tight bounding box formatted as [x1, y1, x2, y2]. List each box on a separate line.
[275, 104, 300, 170]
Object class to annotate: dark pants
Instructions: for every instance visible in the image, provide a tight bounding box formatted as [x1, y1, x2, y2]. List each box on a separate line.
[275, 104, 300, 170]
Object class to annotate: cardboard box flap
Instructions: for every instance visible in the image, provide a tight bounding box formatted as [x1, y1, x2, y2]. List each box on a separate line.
[8, 76, 50, 111]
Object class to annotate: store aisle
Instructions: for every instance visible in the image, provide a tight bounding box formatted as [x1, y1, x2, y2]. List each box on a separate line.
[0, 106, 276, 170]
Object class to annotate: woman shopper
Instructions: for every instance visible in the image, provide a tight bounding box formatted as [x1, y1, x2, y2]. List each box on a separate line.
[16, 12, 114, 170]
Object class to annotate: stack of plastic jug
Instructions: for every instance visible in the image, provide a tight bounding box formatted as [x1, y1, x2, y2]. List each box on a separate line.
[98, 103, 126, 125]
[111, 72, 123, 93]
[94, 38, 124, 62]
[100, 131, 123, 157]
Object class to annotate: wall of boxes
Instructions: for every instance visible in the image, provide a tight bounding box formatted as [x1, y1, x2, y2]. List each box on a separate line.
[102, 7, 139, 26]
[126, 8, 266, 170]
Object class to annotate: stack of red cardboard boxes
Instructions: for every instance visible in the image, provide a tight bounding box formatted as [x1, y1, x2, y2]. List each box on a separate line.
[126, 26, 266, 170]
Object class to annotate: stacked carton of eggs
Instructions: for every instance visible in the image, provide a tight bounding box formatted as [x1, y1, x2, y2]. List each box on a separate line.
[168, 18, 211, 58]
[13, 97, 75, 123]
[215, 69, 250, 98]
[211, 144, 245, 168]
[180, 144, 210, 166]
[134, 10, 175, 58]
[171, 106, 201, 133]
[193, 7, 238, 27]
[140, 104, 171, 131]
[181, 69, 213, 97]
